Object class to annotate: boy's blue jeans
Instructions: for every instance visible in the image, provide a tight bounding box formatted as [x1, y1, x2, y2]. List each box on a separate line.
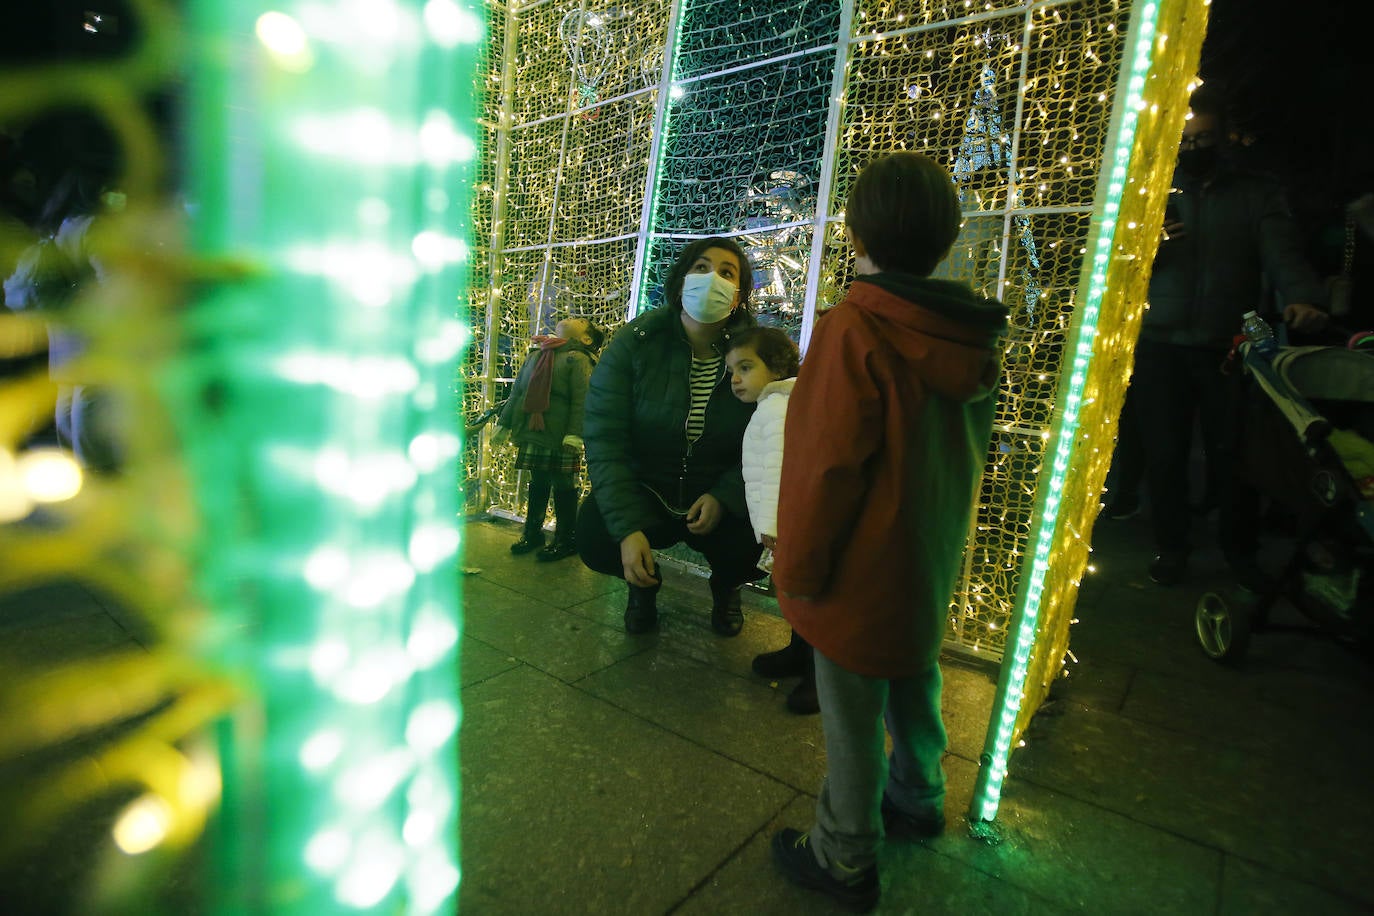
[808, 651, 947, 871]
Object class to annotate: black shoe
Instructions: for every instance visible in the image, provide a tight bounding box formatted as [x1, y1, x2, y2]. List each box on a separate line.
[510, 532, 546, 555]
[770, 828, 878, 913]
[881, 794, 946, 841]
[709, 579, 744, 637]
[1148, 552, 1187, 586]
[624, 582, 660, 634]
[535, 540, 577, 563]
[1101, 492, 1141, 521]
[785, 673, 819, 715]
[753, 632, 809, 679]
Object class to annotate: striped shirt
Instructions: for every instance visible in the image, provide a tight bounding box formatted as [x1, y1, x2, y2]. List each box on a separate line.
[686, 356, 721, 443]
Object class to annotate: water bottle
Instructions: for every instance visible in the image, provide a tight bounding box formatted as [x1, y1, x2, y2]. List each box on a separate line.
[1241, 311, 1278, 358]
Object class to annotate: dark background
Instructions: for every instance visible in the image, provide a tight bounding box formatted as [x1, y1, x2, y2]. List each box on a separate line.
[1, 0, 1365, 193]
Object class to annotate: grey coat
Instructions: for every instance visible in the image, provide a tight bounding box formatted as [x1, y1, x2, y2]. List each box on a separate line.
[497, 341, 597, 450]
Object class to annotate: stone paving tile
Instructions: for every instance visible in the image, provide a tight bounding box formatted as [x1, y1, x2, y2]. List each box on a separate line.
[459, 664, 793, 915]
[461, 576, 647, 683]
[1008, 702, 1374, 906]
[933, 757, 1221, 914]
[576, 647, 827, 793]
[1219, 855, 1372, 915]
[940, 661, 998, 762]
[463, 521, 621, 610]
[459, 635, 521, 688]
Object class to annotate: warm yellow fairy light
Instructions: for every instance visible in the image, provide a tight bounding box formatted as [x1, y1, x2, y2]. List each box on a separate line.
[112, 794, 175, 856]
[16, 449, 84, 503]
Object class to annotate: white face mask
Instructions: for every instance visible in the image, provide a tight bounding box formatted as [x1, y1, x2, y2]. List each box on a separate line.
[680, 271, 738, 324]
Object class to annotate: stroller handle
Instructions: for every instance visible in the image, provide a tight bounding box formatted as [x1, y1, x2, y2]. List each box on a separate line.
[1240, 343, 1332, 450]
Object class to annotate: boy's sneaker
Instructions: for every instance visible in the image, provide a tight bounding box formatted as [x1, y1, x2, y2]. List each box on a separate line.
[881, 795, 946, 840]
[786, 673, 819, 716]
[752, 640, 808, 679]
[770, 829, 878, 913]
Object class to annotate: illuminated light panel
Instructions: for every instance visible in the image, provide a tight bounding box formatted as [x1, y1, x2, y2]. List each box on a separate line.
[968, 1, 1169, 824]
[189, 0, 475, 911]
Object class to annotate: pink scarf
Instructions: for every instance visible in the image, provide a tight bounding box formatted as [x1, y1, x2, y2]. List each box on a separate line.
[522, 335, 567, 431]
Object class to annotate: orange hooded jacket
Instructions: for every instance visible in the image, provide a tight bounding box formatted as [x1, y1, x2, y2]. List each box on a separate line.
[773, 274, 1007, 678]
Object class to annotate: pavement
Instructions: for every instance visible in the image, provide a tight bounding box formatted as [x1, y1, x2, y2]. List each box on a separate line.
[1, 511, 1370, 914]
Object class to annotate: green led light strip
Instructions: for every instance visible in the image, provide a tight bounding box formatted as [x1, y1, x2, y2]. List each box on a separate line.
[186, 1, 480, 911]
[968, 0, 1161, 824]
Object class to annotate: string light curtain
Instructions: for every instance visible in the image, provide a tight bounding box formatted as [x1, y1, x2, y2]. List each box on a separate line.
[468, 0, 1201, 674]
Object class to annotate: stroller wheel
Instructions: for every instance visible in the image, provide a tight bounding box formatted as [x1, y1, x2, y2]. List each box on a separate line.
[1195, 591, 1252, 664]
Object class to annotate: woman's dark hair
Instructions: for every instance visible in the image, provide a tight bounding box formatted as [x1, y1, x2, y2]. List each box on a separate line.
[724, 326, 799, 378]
[846, 152, 961, 276]
[662, 236, 753, 314]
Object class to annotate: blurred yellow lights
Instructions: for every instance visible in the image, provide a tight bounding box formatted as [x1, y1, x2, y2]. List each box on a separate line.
[18, 449, 84, 503]
[112, 794, 174, 856]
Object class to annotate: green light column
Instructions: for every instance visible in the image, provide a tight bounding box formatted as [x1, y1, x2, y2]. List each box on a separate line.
[185, 2, 482, 911]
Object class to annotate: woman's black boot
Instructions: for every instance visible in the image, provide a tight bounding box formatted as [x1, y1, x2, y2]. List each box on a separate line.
[624, 581, 660, 634]
[752, 629, 810, 678]
[709, 577, 744, 637]
[537, 488, 580, 562]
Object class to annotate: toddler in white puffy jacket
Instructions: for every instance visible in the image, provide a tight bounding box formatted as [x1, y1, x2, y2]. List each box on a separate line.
[724, 327, 800, 571]
[725, 327, 817, 715]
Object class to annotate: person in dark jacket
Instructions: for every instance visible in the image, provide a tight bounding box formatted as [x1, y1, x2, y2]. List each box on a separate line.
[768, 153, 1008, 912]
[577, 236, 763, 636]
[1133, 87, 1326, 587]
[492, 316, 604, 561]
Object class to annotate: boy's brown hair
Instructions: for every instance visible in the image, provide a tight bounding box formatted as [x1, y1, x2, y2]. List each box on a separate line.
[846, 152, 961, 276]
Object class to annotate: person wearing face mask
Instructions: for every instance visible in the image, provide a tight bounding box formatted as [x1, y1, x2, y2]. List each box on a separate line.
[576, 236, 764, 636]
[1129, 86, 1327, 589]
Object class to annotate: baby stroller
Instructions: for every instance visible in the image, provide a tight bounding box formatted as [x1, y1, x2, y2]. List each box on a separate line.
[1195, 338, 1374, 663]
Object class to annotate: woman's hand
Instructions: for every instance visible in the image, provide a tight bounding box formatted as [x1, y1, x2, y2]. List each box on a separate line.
[620, 531, 658, 586]
[685, 493, 723, 534]
[761, 534, 776, 550]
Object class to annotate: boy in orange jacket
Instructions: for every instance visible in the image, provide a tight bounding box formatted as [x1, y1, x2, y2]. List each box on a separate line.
[769, 153, 1008, 911]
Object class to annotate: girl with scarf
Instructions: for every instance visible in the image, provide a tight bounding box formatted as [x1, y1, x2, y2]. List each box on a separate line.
[493, 316, 605, 561]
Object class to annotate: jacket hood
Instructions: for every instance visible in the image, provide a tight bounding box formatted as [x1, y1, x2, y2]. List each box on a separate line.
[846, 274, 1008, 403]
[756, 377, 795, 403]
